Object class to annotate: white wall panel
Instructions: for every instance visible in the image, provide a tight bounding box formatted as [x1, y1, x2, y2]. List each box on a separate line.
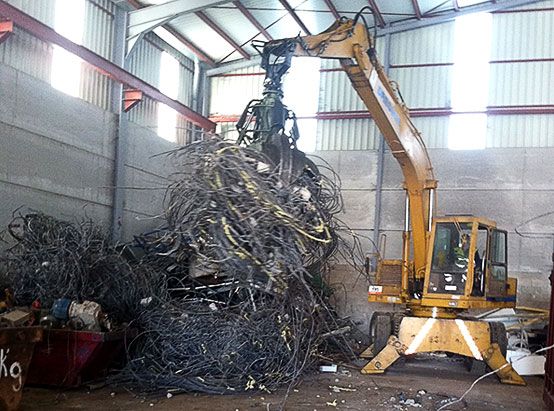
[316, 119, 378, 151]
[319, 70, 364, 112]
[492, 8, 554, 60]
[412, 116, 449, 149]
[210, 66, 264, 115]
[390, 66, 451, 108]
[390, 22, 454, 65]
[80, 0, 115, 110]
[489, 61, 554, 106]
[487, 114, 554, 147]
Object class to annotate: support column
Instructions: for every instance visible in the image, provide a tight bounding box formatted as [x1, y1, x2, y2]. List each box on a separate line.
[111, 5, 129, 242]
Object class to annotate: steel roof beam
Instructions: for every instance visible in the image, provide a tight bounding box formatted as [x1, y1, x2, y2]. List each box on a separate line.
[323, 0, 340, 19]
[368, 0, 385, 28]
[278, 0, 311, 35]
[127, 0, 233, 52]
[195, 10, 250, 60]
[0, 0, 215, 130]
[379, 0, 542, 35]
[126, 0, 216, 66]
[411, 0, 422, 19]
[233, 0, 273, 41]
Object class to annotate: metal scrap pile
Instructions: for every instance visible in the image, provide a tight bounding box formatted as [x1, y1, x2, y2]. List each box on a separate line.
[1, 212, 155, 324]
[118, 137, 367, 394]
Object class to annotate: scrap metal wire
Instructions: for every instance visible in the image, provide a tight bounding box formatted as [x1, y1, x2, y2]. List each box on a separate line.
[0, 212, 156, 323]
[116, 137, 369, 394]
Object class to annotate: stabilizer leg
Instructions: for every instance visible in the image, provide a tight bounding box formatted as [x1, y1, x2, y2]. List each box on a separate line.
[361, 336, 405, 374]
[482, 343, 526, 386]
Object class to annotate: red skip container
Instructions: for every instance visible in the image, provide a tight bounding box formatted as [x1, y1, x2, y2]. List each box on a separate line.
[0, 327, 43, 411]
[27, 328, 134, 387]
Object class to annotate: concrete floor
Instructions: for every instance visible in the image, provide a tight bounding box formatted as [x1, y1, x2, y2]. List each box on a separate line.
[22, 357, 546, 410]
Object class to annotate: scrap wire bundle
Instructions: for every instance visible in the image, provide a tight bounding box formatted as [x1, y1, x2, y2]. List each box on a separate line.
[120, 137, 364, 394]
[164, 138, 340, 291]
[1, 212, 154, 323]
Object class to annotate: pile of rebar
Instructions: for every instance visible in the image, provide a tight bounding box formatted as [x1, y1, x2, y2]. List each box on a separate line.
[117, 138, 367, 394]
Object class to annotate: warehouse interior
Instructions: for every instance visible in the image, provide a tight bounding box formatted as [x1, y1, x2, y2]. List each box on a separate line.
[0, 0, 553, 410]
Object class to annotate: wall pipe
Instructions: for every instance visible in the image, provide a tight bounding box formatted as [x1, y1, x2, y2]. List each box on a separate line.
[371, 33, 391, 262]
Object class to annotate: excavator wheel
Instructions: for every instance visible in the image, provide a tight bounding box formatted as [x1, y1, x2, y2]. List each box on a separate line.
[467, 321, 508, 374]
[489, 322, 508, 356]
[370, 312, 392, 356]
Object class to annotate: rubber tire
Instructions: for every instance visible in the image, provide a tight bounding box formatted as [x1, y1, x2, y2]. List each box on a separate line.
[489, 321, 508, 357]
[370, 312, 392, 357]
[468, 321, 508, 374]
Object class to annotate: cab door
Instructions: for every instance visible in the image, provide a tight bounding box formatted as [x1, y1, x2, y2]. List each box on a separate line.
[486, 229, 508, 297]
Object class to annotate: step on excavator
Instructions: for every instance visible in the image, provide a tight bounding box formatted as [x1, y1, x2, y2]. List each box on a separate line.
[235, 9, 525, 385]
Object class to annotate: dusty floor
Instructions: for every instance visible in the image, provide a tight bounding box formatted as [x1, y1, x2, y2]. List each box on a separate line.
[22, 357, 546, 410]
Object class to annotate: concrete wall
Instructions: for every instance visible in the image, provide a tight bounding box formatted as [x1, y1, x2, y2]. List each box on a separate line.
[312, 146, 554, 328]
[0, 63, 175, 243]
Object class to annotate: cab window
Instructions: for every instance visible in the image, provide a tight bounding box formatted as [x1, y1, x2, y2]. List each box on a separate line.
[428, 222, 472, 295]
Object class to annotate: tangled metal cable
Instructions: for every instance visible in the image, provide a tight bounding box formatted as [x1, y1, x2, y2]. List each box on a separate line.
[0, 212, 155, 323]
[115, 137, 369, 394]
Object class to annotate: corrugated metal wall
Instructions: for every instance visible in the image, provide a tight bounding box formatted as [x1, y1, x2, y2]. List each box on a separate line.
[488, 3, 554, 147]
[0, 0, 55, 82]
[0, 0, 198, 142]
[210, 66, 265, 115]
[127, 34, 162, 129]
[80, 0, 115, 110]
[316, 22, 454, 151]
[207, 2, 554, 151]
[316, 37, 390, 151]
[0, 0, 115, 110]
[316, 118, 379, 151]
[127, 33, 196, 142]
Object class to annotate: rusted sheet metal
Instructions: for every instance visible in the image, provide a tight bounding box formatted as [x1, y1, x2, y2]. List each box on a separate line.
[0, 327, 42, 411]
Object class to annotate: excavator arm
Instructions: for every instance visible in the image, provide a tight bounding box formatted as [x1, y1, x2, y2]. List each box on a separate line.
[260, 17, 437, 284]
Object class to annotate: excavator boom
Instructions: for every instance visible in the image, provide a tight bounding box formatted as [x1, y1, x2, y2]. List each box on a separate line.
[261, 18, 436, 284]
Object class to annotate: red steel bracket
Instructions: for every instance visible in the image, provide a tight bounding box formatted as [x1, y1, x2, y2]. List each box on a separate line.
[0, 20, 13, 44]
[123, 89, 143, 112]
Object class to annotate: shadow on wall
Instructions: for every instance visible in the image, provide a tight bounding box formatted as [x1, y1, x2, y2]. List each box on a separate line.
[328, 263, 396, 338]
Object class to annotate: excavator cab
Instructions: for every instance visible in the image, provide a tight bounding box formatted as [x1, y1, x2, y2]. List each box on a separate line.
[368, 216, 517, 313]
[424, 217, 516, 307]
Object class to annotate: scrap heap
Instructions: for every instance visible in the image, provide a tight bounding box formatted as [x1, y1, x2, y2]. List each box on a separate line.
[119, 137, 367, 394]
[1, 212, 154, 325]
[0, 138, 368, 394]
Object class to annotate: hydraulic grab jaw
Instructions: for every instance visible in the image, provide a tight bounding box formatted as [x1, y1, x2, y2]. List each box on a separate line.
[260, 17, 437, 284]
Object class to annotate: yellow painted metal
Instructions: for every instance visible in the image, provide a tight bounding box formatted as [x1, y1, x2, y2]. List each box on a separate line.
[420, 216, 517, 311]
[482, 343, 526, 385]
[361, 336, 404, 374]
[272, 17, 518, 314]
[361, 317, 525, 385]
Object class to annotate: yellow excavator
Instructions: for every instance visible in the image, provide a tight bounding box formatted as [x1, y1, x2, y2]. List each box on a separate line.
[240, 10, 525, 385]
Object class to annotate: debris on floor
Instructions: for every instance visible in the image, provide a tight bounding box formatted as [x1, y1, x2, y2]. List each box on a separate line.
[478, 306, 549, 375]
